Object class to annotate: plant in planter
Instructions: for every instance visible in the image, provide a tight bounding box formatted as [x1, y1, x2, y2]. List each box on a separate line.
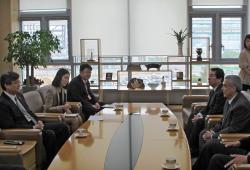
[4, 30, 61, 87]
[172, 28, 188, 56]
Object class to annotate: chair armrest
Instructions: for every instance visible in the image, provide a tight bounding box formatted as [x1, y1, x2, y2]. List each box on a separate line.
[206, 115, 224, 120]
[219, 133, 250, 142]
[234, 164, 250, 170]
[0, 129, 42, 140]
[35, 112, 62, 122]
[0, 128, 44, 144]
[0, 146, 21, 153]
[205, 117, 223, 129]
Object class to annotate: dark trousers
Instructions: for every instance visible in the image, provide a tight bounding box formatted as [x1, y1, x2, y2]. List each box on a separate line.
[242, 84, 250, 91]
[82, 100, 104, 120]
[207, 154, 233, 170]
[185, 114, 205, 155]
[193, 139, 247, 170]
[0, 165, 25, 170]
[42, 122, 70, 168]
[199, 129, 208, 152]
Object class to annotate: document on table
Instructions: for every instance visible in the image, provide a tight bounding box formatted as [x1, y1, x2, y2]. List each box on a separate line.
[89, 115, 105, 121]
[101, 104, 114, 108]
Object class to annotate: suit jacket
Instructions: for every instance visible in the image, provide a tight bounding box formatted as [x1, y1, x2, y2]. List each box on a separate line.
[0, 92, 38, 129]
[44, 85, 68, 113]
[212, 92, 250, 138]
[201, 83, 226, 116]
[67, 75, 97, 106]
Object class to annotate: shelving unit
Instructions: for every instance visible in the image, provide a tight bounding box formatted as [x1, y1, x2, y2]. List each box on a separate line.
[189, 37, 211, 94]
[117, 70, 172, 90]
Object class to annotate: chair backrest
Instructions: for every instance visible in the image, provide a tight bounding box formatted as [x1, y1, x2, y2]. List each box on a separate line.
[182, 95, 209, 108]
[23, 90, 44, 113]
[38, 85, 52, 103]
[241, 91, 250, 102]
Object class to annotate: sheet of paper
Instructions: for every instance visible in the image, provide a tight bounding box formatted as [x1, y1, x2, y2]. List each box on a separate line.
[102, 104, 114, 108]
[89, 115, 105, 121]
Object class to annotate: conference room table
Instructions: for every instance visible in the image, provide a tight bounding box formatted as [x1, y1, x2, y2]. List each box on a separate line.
[48, 103, 191, 170]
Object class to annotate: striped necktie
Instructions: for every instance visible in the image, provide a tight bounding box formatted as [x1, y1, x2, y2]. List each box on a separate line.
[14, 97, 37, 124]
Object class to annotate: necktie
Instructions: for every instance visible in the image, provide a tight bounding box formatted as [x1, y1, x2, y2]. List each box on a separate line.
[14, 97, 37, 124]
[83, 80, 92, 100]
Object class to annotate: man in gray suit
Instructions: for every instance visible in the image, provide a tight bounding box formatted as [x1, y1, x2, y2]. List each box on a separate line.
[193, 75, 250, 170]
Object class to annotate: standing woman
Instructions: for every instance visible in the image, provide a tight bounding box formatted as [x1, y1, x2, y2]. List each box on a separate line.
[45, 68, 71, 113]
[239, 34, 250, 91]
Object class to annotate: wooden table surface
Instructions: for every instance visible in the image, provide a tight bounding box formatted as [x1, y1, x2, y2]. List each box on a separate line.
[48, 103, 191, 170]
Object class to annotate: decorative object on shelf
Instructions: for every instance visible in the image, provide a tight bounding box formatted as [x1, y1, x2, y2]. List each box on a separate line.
[127, 78, 145, 89]
[161, 76, 166, 89]
[87, 49, 95, 62]
[196, 48, 203, 61]
[126, 64, 142, 71]
[172, 28, 188, 56]
[4, 30, 61, 86]
[80, 39, 101, 62]
[90, 80, 94, 84]
[105, 72, 113, 80]
[197, 78, 202, 86]
[145, 63, 161, 71]
[148, 82, 159, 90]
[176, 72, 183, 80]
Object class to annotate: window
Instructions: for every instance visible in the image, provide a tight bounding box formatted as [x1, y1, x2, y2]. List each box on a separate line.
[49, 20, 69, 60]
[22, 20, 41, 33]
[20, 11, 71, 85]
[221, 17, 242, 59]
[20, 13, 70, 61]
[190, 6, 246, 63]
[192, 18, 212, 58]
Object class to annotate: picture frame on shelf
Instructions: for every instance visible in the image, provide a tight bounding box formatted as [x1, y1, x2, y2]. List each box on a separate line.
[80, 39, 101, 62]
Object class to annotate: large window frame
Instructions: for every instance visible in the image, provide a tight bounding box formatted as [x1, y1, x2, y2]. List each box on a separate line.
[189, 5, 247, 64]
[19, 10, 73, 75]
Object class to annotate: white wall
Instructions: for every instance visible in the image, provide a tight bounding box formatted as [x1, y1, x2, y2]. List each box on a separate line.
[130, 0, 188, 55]
[71, 0, 188, 56]
[71, 0, 128, 56]
[20, 0, 68, 10]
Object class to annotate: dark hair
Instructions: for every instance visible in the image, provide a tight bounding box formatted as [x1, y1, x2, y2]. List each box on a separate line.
[0, 72, 19, 90]
[52, 68, 70, 88]
[210, 67, 225, 83]
[80, 64, 92, 72]
[244, 34, 250, 49]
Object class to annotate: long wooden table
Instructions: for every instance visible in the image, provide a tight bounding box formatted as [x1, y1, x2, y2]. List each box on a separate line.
[48, 103, 191, 170]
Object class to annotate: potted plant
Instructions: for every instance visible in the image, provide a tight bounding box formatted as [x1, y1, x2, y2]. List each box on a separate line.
[172, 28, 188, 56]
[4, 30, 61, 90]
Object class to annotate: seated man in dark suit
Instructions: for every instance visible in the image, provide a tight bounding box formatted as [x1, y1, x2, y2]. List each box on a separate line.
[207, 137, 250, 170]
[185, 67, 226, 157]
[67, 64, 102, 120]
[193, 75, 250, 170]
[0, 72, 70, 169]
